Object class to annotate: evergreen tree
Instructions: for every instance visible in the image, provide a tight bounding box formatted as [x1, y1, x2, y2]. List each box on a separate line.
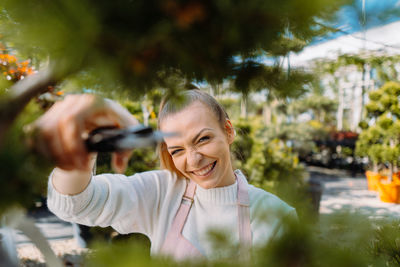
[0, 0, 352, 218]
[0, 0, 350, 143]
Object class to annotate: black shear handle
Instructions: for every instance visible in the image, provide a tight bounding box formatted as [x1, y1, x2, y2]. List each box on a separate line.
[85, 125, 153, 152]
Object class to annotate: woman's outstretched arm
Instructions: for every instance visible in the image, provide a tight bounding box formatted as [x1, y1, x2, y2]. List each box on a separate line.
[32, 94, 138, 195]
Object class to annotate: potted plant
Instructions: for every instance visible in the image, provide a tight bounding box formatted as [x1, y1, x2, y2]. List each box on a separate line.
[358, 82, 400, 202]
[376, 115, 400, 203]
[356, 120, 386, 191]
[378, 145, 400, 203]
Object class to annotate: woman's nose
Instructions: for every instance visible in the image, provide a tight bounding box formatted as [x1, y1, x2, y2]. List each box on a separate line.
[186, 149, 202, 168]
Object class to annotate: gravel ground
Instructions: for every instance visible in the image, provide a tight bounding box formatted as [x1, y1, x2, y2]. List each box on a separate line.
[10, 205, 87, 266]
[308, 165, 400, 218]
[17, 239, 87, 267]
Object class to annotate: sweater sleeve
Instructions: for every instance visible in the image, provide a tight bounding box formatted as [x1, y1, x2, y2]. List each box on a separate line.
[47, 169, 181, 238]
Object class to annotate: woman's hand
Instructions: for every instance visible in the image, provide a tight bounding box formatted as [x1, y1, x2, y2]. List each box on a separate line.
[31, 94, 138, 173]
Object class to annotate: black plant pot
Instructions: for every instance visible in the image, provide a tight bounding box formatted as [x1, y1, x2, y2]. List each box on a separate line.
[307, 178, 323, 217]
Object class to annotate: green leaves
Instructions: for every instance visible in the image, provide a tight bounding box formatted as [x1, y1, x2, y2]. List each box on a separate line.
[356, 81, 400, 171]
[368, 90, 382, 102]
[377, 115, 393, 130]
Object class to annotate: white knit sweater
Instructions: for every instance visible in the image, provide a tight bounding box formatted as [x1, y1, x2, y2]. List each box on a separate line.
[47, 169, 295, 258]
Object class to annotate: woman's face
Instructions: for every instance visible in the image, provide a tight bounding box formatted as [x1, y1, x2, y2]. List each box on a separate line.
[160, 101, 236, 189]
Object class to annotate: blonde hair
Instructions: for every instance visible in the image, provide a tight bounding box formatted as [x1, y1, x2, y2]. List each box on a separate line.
[157, 89, 230, 176]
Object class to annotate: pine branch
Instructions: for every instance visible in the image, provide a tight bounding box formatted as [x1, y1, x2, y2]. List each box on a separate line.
[0, 66, 57, 145]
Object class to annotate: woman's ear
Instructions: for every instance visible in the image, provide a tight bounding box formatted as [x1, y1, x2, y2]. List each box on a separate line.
[224, 119, 235, 145]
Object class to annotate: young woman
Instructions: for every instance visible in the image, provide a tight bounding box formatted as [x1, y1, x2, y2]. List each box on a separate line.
[34, 89, 296, 260]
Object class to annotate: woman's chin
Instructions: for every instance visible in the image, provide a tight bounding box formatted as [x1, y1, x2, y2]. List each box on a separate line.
[196, 182, 215, 189]
[189, 174, 218, 189]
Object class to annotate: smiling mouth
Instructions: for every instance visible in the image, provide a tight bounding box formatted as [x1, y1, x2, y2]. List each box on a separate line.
[191, 161, 217, 176]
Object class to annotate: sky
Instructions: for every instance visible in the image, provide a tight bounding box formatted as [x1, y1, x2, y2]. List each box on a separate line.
[315, 0, 400, 43]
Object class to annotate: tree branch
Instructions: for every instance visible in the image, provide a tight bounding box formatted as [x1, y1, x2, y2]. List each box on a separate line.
[0, 67, 57, 144]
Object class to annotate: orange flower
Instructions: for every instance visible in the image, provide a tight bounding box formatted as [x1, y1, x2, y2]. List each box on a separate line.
[0, 46, 34, 81]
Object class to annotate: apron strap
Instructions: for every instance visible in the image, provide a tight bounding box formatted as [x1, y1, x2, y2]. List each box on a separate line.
[173, 179, 196, 230]
[160, 179, 196, 254]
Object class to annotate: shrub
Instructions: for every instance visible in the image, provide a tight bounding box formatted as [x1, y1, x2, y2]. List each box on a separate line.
[231, 119, 254, 171]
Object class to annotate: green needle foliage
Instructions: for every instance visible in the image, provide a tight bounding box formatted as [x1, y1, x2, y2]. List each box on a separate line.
[5, 1, 398, 266]
[0, 0, 350, 92]
[0, 0, 353, 213]
[84, 212, 400, 267]
[371, 220, 400, 266]
[0, 101, 52, 214]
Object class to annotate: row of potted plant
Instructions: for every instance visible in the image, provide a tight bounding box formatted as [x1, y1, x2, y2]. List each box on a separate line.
[365, 170, 400, 203]
[356, 81, 400, 203]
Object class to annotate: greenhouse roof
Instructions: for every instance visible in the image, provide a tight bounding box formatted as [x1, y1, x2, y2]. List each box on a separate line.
[291, 20, 400, 67]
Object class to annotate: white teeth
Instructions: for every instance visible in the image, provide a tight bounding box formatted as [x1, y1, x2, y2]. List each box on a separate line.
[193, 162, 215, 176]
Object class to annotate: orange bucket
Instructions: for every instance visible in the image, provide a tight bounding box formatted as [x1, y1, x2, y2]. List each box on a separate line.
[392, 172, 400, 185]
[377, 182, 400, 204]
[365, 171, 385, 191]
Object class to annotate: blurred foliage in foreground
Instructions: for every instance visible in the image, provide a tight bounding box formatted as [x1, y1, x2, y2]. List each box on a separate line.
[0, 0, 352, 214]
[0, 0, 350, 92]
[84, 212, 400, 267]
[0, 48, 54, 214]
[0, 101, 52, 214]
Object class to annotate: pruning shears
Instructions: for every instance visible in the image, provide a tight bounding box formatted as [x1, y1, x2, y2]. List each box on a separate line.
[85, 124, 177, 152]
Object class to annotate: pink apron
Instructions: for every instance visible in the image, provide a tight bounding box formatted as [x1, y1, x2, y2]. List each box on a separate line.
[160, 170, 252, 260]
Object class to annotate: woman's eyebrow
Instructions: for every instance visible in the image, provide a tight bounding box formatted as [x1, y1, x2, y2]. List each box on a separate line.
[167, 128, 213, 150]
[191, 128, 213, 143]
